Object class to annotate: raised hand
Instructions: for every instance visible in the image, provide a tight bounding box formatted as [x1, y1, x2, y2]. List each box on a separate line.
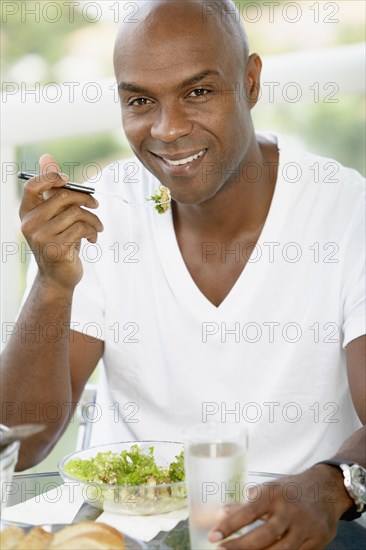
[19, 154, 103, 290]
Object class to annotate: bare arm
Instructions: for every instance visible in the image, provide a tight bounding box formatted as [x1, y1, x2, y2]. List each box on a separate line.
[209, 335, 366, 549]
[0, 154, 104, 469]
[1, 296, 103, 469]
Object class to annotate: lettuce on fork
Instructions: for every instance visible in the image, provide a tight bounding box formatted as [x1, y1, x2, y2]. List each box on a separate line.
[148, 186, 171, 214]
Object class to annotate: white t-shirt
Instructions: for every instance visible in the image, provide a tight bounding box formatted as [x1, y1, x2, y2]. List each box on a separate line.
[28, 134, 366, 474]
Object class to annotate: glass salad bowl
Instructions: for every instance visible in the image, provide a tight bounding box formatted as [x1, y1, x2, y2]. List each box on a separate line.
[58, 441, 187, 515]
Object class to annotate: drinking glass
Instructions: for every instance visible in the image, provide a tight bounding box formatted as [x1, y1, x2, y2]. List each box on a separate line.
[184, 422, 248, 550]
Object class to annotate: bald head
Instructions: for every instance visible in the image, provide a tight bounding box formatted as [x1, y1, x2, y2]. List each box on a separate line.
[199, 0, 249, 57]
[114, 0, 249, 70]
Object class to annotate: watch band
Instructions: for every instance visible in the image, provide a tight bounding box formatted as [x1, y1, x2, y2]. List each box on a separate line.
[315, 459, 364, 521]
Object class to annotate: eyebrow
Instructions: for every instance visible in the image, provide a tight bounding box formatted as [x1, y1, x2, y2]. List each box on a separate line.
[118, 70, 221, 94]
[118, 82, 150, 94]
[178, 70, 221, 90]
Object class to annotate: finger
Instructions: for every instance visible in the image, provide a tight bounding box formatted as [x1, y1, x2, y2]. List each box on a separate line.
[21, 185, 99, 228]
[219, 530, 302, 550]
[210, 498, 269, 542]
[47, 205, 104, 236]
[215, 517, 289, 550]
[227, 533, 298, 550]
[55, 220, 100, 245]
[267, 529, 315, 550]
[39, 153, 71, 198]
[300, 537, 325, 550]
[20, 167, 71, 217]
[28, 213, 102, 257]
[33, 218, 100, 251]
[36, 187, 99, 219]
[209, 506, 256, 545]
[240, 523, 287, 549]
[33, 223, 100, 263]
[20, 172, 67, 215]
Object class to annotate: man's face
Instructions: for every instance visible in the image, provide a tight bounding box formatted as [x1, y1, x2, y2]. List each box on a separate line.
[114, 2, 258, 206]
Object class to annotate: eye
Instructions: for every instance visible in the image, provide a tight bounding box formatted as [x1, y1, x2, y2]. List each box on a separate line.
[128, 97, 153, 106]
[188, 88, 211, 98]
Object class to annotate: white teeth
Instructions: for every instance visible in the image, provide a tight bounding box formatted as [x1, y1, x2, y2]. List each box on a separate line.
[163, 149, 205, 166]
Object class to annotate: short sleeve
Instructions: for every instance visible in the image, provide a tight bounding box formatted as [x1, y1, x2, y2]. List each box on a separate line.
[70, 242, 106, 341]
[342, 201, 366, 348]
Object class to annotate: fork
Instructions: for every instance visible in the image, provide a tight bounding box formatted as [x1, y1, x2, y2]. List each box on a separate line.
[94, 189, 171, 209]
[17, 172, 171, 209]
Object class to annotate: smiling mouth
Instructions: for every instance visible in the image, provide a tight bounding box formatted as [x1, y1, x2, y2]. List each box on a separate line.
[155, 149, 206, 166]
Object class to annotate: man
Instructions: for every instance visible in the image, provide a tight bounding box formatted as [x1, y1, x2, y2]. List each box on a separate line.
[1, 0, 365, 548]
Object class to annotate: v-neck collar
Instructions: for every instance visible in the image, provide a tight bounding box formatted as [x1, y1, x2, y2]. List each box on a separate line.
[150, 134, 291, 318]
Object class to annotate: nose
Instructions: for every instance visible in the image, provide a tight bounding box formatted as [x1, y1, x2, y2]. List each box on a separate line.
[150, 101, 193, 142]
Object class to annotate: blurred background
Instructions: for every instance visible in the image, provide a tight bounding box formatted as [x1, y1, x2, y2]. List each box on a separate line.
[1, 0, 365, 471]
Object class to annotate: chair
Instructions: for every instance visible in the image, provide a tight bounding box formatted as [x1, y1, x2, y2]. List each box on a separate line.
[75, 383, 97, 450]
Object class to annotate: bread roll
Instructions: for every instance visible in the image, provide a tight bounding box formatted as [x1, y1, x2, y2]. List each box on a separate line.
[17, 526, 53, 549]
[0, 525, 25, 549]
[0, 521, 125, 550]
[50, 522, 125, 549]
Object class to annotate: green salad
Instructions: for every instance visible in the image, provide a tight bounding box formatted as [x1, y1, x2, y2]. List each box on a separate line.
[62, 444, 187, 514]
[64, 444, 185, 486]
[148, 185, 171, 214]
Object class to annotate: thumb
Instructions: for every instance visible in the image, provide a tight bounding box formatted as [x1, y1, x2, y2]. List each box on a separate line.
[39, 153, 62, 177]
[38, 154, 68, 200]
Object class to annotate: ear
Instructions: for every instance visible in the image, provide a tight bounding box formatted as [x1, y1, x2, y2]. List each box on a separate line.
[245, 53, 262, 108]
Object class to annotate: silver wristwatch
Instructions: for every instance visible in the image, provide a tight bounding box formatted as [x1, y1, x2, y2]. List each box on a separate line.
[339, 463, 366, 514]
[316, 459, 366, 520]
